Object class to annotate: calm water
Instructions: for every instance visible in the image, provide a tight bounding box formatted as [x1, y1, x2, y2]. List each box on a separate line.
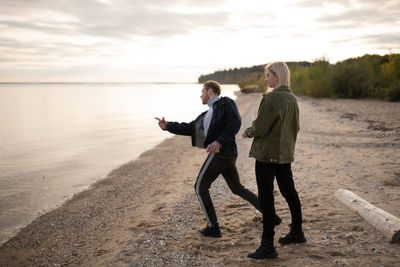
[0, 83, 238, 245]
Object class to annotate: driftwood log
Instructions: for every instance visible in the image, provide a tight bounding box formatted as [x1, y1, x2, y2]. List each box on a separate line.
[335, 188, 400, 243]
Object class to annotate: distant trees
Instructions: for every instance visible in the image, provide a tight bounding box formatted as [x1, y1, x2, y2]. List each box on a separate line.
[291, 54, 400, 101]
[291, 58, 332, 97]
[198, 65, 265, 86]
[198, 54, 400, 101]
[198, 62, 311, 93]
[379, 54, 400, 101]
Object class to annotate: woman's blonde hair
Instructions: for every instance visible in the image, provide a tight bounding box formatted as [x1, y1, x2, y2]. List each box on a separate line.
[265, 61, 290, 87]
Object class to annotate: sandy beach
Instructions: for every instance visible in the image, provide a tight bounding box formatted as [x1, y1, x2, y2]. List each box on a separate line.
[1, 92, 399, 266]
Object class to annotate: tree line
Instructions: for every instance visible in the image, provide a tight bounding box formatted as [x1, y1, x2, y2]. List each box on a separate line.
[198, 54, 400, 101]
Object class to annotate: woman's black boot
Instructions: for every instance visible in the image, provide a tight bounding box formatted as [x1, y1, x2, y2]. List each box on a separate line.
[278, 224, 306, 244]
[248, 238, 278, 259]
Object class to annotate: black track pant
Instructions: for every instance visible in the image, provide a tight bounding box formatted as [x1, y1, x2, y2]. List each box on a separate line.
[255, 160, 303, 239]
[194, 153, 260, 226]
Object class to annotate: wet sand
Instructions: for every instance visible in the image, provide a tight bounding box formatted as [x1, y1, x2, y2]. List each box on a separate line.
[0, 92, 399, 266]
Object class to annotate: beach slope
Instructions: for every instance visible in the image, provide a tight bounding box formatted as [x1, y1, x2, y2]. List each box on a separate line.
[1, 93, 399, 266]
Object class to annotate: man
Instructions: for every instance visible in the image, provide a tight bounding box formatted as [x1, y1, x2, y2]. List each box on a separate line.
[156, 80, 281, 238]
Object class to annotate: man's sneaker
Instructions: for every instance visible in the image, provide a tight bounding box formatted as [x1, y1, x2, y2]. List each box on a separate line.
[198, 223, 221, 238]
[248, 239, 278, 259]
[278, 230, 306, 244]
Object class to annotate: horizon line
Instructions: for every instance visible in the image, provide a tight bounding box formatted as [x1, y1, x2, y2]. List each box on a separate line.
[0, 81, 200, 85]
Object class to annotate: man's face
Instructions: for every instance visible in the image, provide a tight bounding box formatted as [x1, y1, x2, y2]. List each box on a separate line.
[200, 86, 210, 105]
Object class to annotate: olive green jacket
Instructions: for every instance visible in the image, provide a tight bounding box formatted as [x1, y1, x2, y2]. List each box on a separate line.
[246, 86, 300, 163]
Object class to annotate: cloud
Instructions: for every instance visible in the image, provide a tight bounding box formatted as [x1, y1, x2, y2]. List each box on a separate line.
[366, 33, 400, 46]
[0, 0, 231, 39]
[296, 0, 398, 9]
[335, 33, 400, 46]
[0, 37, 30, 49]
[0, 35, 115, 68]
[296, 0, 351, 8]
[316, 8, 399, 27]
[0, 56, 18, 63]
[0, 0, 232, 70]
[303, 0, 400, 28]
[0, 0, 399, 82]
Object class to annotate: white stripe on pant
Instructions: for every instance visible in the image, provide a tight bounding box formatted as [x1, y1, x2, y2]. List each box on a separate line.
[195, 153, 215, 226]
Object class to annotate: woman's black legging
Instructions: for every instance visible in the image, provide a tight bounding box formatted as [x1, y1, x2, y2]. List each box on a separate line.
[255, 160, 303, 239]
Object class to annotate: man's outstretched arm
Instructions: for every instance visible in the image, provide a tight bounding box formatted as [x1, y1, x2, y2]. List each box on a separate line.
[155, 117, 194, 136]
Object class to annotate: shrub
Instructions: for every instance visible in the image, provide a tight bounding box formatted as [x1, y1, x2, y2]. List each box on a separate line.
[330, 64, 369, 98]
[387, 80, 400, 101]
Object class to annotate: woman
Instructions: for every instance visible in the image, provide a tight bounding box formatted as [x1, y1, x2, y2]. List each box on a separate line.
[242, 61, 306, 259]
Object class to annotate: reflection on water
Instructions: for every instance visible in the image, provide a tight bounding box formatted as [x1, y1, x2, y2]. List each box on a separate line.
[0, 83, 238, 245]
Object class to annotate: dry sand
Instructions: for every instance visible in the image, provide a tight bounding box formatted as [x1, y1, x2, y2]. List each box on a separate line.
[0, 92, 399, 266]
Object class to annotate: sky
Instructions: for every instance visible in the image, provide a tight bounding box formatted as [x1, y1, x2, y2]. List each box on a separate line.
[0, 0, 399, 83]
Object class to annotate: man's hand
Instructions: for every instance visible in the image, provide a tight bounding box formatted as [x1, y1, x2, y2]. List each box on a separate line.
[155, 117, 167, 130]
[242, 131, 248, 138]
[206, 141, 221, 154]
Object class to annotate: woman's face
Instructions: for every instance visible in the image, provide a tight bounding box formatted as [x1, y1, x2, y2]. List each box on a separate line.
[265, 70, 279, 88]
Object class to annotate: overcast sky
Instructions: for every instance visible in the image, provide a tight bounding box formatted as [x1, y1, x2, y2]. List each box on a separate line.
[0, 0, 399, 82]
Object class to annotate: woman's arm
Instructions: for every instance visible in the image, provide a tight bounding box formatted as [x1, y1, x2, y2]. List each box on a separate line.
[246, 96, 279, 138]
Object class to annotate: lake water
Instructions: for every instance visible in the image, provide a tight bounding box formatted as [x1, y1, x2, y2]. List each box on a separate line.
[0, 83, 239, 245]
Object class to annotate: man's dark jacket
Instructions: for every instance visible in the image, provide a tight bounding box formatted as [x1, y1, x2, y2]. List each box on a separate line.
[165, 97, 241, 156]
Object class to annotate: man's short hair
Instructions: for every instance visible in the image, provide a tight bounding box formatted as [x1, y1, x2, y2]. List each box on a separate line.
[203, 80, 221, 95]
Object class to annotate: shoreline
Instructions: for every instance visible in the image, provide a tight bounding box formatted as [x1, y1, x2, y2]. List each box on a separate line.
[0, 133, 174, 248]
[1, 92, 399, 266]
[0, 83, 238, 248]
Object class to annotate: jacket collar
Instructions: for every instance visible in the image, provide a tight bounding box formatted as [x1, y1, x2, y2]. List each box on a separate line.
[273, 85, 291, 92]
[208, 96, 220, 108]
